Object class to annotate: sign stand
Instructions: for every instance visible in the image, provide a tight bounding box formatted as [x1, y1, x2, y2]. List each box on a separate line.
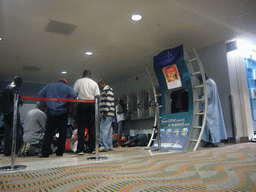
[152, 45, 194, 151]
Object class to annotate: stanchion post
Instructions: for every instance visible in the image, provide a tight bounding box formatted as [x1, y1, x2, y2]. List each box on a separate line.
[87, 97, 107, 161]
[95, 97, 99, 160]
[156, 102, 161, 150]
[11, 92, 19, 168]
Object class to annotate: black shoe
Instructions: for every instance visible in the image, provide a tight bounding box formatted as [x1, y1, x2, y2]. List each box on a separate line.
[76, 150, 85, 155]
[56, 153, 63, 156]
[84, 146, 95, 153]
[84, 149, 92, 153]
[204, 142, 217, 147]
[18, 142, 31, 157]
[38, 153, 49, 158]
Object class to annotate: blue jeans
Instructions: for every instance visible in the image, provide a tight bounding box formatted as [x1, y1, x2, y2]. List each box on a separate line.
[100, 116, 114, 151]
[118, 120, 128, 136]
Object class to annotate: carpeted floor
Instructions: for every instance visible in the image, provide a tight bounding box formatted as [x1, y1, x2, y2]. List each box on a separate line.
[1, 143, 256, 191]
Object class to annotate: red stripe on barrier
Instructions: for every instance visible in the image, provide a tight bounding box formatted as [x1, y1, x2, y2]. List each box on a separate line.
[20, 96, 95, 103]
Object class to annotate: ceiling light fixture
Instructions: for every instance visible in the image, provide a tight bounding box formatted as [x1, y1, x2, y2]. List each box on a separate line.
[131, 15, 142, 21]
[85, 52, 93, 55]
[61, 71, 67, 74]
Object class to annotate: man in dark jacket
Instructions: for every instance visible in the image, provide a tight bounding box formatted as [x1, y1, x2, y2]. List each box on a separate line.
[38, 78, 77, 157]
[0, 76, 24, 156]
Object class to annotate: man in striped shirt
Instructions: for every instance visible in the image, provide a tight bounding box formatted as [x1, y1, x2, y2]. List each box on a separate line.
[98, 80, 115, 152]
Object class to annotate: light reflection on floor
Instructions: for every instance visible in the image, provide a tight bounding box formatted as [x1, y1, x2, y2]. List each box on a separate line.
[0, 146, 184, 173]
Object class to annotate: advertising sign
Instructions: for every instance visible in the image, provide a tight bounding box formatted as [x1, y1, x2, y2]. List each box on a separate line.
[162, 64, 182, 89]
[153, 45, 193, 150]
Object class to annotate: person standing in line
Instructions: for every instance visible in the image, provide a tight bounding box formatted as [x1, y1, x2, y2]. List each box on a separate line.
[98, 80, 115, 152]
[38, 78, 77, 157]
[73, 70, 100, 155]
[116, 99, 126, 136]
[19, 102, 47, 156]
[0, 76, 24, 156]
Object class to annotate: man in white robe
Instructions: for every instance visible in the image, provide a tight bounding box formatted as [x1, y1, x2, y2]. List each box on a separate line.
[202, 77, 227, 147]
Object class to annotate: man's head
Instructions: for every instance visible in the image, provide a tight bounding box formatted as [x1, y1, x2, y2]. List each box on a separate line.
[98, 79, 106, 90]
[197, 73, 208, 83]
[119, 99, 124, 105]
[13, 76, 23, 88]
[83, 70, 91, 78]
[58, 78, 67, 84]
[35, 101, 44, 111]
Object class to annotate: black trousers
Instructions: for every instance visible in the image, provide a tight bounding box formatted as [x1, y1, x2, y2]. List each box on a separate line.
[77, 103, 95, 152]
[3, 113, 23, 156]
[41, 112, 68, 156]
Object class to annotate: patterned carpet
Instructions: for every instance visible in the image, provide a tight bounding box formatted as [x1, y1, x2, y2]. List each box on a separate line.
[1, 143, 256, 192]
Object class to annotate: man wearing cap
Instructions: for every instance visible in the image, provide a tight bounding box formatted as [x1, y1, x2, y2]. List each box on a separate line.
[38, 78, 77, 157]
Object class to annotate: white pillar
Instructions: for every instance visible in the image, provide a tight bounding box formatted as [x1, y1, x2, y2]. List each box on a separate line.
[227, 51, 254, 142]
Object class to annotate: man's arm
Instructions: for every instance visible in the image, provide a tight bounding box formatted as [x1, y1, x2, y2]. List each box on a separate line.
[73, 81, 79, 94]
[38, 112, 47, 132]
[100, 89, 114, 119]
[38, 87, 47, 108]
[68, 87, 77, 99]
[104, 89, 114, 113]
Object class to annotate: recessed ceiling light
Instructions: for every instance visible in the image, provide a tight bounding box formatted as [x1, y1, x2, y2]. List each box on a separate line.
[85, 52, 93, 55]
[61, 71, 67, 74]
[131, 15, 142, 21]
[0, 38, 2, 40]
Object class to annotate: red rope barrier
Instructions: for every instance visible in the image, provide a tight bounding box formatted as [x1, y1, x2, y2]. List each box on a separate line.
[20, 96, 95, 103]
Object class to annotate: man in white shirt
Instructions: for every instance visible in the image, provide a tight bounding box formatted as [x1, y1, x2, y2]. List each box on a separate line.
[115, 99, 126, 136]
[73, 70, 100, 154]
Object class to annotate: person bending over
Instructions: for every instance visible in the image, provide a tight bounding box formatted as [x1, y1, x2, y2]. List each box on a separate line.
[38, 78, 77, 157]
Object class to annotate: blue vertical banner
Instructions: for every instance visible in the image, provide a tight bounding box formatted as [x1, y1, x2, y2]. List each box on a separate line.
[153, 45, 193, 150]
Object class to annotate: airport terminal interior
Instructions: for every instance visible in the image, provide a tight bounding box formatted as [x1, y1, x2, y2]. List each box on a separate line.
[1, 1, 256, 191]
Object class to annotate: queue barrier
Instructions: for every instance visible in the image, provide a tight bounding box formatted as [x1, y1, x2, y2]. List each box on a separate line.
[0, 95, 105, 172]
[20, 96, 95, 103]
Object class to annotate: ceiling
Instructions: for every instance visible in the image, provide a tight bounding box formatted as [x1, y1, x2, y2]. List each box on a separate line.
[1, 0, 256, 86]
